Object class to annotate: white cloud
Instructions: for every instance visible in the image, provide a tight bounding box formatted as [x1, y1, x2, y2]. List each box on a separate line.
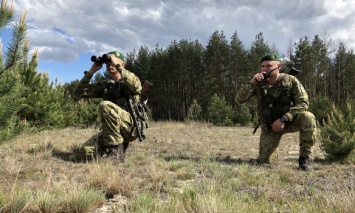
[8, 0, 355, 63]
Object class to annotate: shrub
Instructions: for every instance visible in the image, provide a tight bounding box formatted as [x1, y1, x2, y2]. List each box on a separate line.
[319, 103, 355, 162]
[234, 103, 252, 126]
[206, 94, 235, 126]
[0, 72, 23, 142]
[309, 96, 333, 125]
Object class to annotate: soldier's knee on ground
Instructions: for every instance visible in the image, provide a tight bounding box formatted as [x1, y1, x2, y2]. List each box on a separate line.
[258, 151, 279, 164]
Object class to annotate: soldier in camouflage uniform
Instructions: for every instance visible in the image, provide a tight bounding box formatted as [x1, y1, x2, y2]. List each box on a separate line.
[74, 51, 143, 163]
[236, 53, 316, 171]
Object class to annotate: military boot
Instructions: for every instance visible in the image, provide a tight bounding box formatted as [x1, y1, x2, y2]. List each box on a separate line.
[298, 156, 312, 171]
[105, 144, 126, 163]
[120, 141, 130, 162]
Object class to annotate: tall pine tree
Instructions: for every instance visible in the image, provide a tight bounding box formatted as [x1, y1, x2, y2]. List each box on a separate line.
[0, 1, 23, 141]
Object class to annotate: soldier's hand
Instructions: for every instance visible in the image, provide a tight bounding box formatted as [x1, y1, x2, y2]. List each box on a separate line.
[88, 62, 103, 75]
[108, 54, 125, 68]
[271, 119, 285, 133]
[251, 73, 265, 85]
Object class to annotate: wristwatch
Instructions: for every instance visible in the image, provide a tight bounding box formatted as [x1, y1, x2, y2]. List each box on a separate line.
[280, 116, 287, 123]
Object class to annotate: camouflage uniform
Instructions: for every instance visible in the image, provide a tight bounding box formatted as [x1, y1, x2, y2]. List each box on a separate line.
[74, 65, 142, 157]
[236, 73, 316, 164]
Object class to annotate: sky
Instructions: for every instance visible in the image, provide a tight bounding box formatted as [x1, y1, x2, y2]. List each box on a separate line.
[1, 0, 355, 83]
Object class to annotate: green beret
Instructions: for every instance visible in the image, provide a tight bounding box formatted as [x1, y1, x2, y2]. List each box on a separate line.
[260, 53, 281, 63]
[107, 51, 125, 61]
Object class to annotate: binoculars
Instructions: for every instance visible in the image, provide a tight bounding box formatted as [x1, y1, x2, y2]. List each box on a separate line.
[91, 54, 111, 63]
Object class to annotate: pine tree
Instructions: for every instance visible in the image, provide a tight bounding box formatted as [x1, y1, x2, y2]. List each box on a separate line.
[0, 0, 13, 29]
[0, 1, 23, 141]
[248, 32, 271, 72]
[148, 45, 171, 120]
[201, 31, 230, 119]
[1, 3, 79, 130]
[229, 31, 248, 106]
[207, 94, 235, 126]
[320, 103, 355, 162]
[0, 71, 22, 141]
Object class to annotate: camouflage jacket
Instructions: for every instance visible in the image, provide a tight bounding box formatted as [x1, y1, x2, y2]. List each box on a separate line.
[236, 74, 309, 126]
[74, 66, 142, 110]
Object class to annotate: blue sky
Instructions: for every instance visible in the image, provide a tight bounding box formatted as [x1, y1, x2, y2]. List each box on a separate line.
[2, 27, 95, 83]
[2, 27, 94, 83]
[2, 0, 355, 84]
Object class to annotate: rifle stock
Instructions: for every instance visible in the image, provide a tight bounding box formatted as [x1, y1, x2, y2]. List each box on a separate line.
[127, 80, 153, 142]
[127, 97, 144, 142]
[142, 80, 153, 95]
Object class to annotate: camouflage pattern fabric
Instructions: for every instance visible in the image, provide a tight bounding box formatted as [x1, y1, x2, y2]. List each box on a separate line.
[81, 130, 132, 160]
[236, 74, 316, 163]
[81, 132, 103, 159]
[259, 111, 316, 163]
[75, 67, 142, 157]
[237, 74, 310, 123]
[74, 67, 142, 102]
[99, 100, 137, 146]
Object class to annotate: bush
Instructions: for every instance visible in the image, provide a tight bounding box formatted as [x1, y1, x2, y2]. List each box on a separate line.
[309, 96, 333, 125]
[0, 72, 23, 142]
[206, 94, 235, 126]
[234, 103, 252, 126]
[319, 103, 355, 162]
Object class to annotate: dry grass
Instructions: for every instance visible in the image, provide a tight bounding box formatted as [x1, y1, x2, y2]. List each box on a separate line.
[0, 121, 354, 212]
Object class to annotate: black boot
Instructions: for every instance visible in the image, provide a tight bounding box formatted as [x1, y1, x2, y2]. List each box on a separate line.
[298, 156, 312, 171]
[123, 141, 129, 153]
[106, 144, 126, 163]
[117, 141, 130, 163]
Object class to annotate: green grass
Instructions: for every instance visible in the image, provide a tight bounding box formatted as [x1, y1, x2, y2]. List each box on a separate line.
[0, 122, 354, 212]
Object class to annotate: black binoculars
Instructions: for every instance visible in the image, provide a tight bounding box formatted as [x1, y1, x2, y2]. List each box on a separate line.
[91, 54, 111, 63]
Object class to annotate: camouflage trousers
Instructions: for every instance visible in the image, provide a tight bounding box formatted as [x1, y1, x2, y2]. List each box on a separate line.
[99, 101, 137, 146]
[258, 111, 316, 164]
[82, 101, 137, 158]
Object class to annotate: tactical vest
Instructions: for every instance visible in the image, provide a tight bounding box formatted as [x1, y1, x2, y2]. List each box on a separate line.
[257, 74, 294, 128]
[103, 79, 129, 110]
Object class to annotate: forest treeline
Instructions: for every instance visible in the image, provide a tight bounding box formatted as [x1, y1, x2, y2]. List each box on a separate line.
[1, 1, 355, 140]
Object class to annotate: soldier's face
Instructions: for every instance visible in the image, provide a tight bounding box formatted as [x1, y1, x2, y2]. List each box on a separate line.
[106, 63, 118, 74]
[260, 61, 280, 73]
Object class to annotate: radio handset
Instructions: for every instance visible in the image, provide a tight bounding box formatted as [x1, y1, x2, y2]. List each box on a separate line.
[258, 66, 280, 83]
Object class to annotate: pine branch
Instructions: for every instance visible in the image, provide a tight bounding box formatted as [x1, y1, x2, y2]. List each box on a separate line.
[0, 0, 14, 29]
[3, 11, 27, 72]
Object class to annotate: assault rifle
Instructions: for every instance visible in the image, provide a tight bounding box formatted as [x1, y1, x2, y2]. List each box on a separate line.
[127, 80, 153, 142]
